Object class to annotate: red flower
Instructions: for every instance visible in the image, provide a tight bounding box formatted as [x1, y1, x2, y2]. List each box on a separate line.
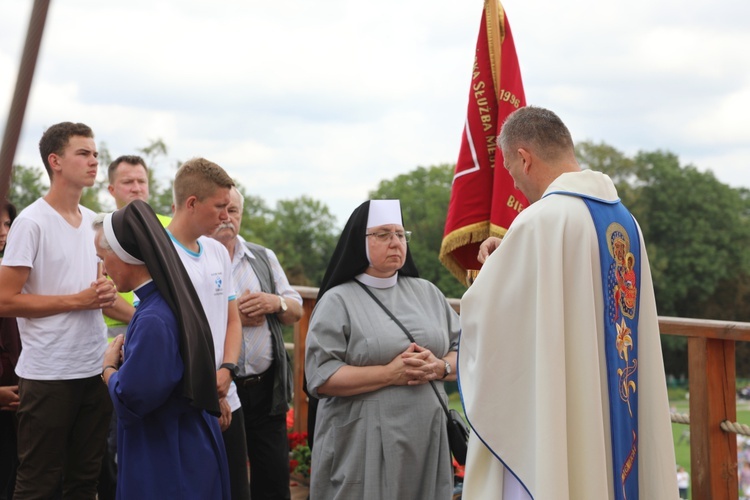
[289, 459, 299, 473]
[288, 431, 308, 450]
[452, 458, 465, 478]
[286, 408, 294, 431]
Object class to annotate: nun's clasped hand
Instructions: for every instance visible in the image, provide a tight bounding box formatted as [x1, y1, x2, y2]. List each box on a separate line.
[401, 343, 442, 384]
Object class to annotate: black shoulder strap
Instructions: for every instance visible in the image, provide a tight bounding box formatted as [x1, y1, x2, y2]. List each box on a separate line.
[354, 280, 451, 419]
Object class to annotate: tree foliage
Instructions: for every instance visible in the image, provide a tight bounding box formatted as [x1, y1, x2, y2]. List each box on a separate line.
[137, 138, 178, 216]
[8, 164, 46, 210]
[260, 196, 338, 287]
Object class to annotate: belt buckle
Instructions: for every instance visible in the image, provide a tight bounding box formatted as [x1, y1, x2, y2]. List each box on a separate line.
[241, 373, 263, 387]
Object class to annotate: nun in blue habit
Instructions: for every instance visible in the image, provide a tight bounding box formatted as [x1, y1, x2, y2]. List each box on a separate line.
[96, 200, 230, 500]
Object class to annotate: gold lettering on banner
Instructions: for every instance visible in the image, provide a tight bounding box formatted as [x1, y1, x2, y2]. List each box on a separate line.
[486, 135, 496, 166]
[498, 88, 521, 108]
[472, 59, 495, 134]
[506, 195, 524, 213]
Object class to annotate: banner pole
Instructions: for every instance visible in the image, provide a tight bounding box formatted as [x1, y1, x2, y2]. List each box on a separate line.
[0, 0, 52, 203]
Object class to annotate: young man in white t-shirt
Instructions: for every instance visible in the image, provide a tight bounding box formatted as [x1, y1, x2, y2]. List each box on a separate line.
[0, 122, 118, 498]
[166, 157, 249, 500]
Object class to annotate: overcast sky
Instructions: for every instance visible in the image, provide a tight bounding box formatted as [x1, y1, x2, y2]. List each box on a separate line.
[1, 0, 749, 226]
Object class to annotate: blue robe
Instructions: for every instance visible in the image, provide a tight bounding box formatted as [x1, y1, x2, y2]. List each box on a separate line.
[108, 281, 230, 499]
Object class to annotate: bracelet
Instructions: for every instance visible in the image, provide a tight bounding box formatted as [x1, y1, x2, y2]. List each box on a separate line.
[101, 365, 118, 383]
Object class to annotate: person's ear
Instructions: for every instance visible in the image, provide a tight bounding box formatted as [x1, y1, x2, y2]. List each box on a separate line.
[518, 148, 532, 174]
[49, 153, 61, 171]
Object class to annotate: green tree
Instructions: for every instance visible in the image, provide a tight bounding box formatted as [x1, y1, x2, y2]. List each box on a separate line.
[149, 177, 175, 216]
[633, 151, 750, 318]
[576, 140, 639, 207]
[8, 164, 46, 211]
[233, 180, 273, 245]
[369, 164, 467, 299]
[134, 138, 178, 215]
[262, 196, 338, 287]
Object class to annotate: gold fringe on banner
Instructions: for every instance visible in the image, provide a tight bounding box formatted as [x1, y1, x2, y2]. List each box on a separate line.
[439, 221, 510, 285]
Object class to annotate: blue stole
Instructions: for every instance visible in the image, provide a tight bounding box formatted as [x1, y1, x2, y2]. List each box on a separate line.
[548, 191, 641, 499]
[585, 195, 641, 500]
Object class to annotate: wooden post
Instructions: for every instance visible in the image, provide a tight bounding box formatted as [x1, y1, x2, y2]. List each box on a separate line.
[292, 288, 317, 434]
[688, 337, 738, 500]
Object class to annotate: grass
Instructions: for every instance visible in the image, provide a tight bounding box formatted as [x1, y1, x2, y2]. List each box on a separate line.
[669, 387, 750, 500]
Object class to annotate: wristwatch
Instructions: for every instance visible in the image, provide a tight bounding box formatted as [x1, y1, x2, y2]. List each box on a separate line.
[278, 295, 288, 313]
[441, 360, 452, 379]
[219, 362, 239, 380]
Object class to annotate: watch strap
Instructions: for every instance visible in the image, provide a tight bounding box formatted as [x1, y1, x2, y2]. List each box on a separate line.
[219, 362, 238, 379]
[441, 360, 451, 379]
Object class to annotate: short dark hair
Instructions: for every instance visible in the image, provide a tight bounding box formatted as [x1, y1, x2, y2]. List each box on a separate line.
[108, 155, 148, 184]
[498, 106, 574, 162]
[38, 122, 94, 179]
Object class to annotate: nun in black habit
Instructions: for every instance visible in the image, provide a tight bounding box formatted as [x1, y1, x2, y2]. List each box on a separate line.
[97, 200, 230, 500]
[304, 199, 460, 500]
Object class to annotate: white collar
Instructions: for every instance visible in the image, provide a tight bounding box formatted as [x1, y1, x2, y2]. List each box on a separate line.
[355, 272, 397, 289]
[232, 235, 256, 262]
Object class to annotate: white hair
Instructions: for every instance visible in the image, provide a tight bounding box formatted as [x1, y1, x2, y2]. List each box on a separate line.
[92, 213, 112, 251]
[231, 186, 244, 211]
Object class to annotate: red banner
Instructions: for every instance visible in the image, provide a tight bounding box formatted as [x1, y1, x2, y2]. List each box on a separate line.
[439, 0, 527, 285]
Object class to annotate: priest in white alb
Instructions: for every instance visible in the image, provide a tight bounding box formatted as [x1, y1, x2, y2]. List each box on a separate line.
[458, 106, 678, 500]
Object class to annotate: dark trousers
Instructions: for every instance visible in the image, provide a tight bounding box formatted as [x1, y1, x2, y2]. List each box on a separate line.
[96, 412, 117, 500]
[14, 376, 112, 500]
[0, 411, 18, 500]
[223, 407, 251, 500]
[236, 368, 291, 500]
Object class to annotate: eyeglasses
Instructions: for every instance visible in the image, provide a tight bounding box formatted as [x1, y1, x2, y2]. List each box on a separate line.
[365, 230, 412, 243]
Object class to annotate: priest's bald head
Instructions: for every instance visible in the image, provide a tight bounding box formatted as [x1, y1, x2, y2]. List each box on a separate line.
[498, 106, 580, 204]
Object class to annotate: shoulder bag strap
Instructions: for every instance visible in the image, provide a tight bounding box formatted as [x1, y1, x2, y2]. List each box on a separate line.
[354, 280, 452, 419]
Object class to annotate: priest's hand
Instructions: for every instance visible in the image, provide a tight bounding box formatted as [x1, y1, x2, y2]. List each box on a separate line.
[477, 236, 503, 264]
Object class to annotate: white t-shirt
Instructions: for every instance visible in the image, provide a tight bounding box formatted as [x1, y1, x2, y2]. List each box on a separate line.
[170, 233, 240, 411]
[1, 198, 107, 380]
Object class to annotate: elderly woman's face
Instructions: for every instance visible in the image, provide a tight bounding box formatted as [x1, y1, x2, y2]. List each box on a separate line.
[0, 208, 11, 253]
[365, 224, 407, 278]
[94, 230, 133, 293]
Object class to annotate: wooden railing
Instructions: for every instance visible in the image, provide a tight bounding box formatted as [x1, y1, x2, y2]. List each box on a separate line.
[290, 287, 750, 500]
